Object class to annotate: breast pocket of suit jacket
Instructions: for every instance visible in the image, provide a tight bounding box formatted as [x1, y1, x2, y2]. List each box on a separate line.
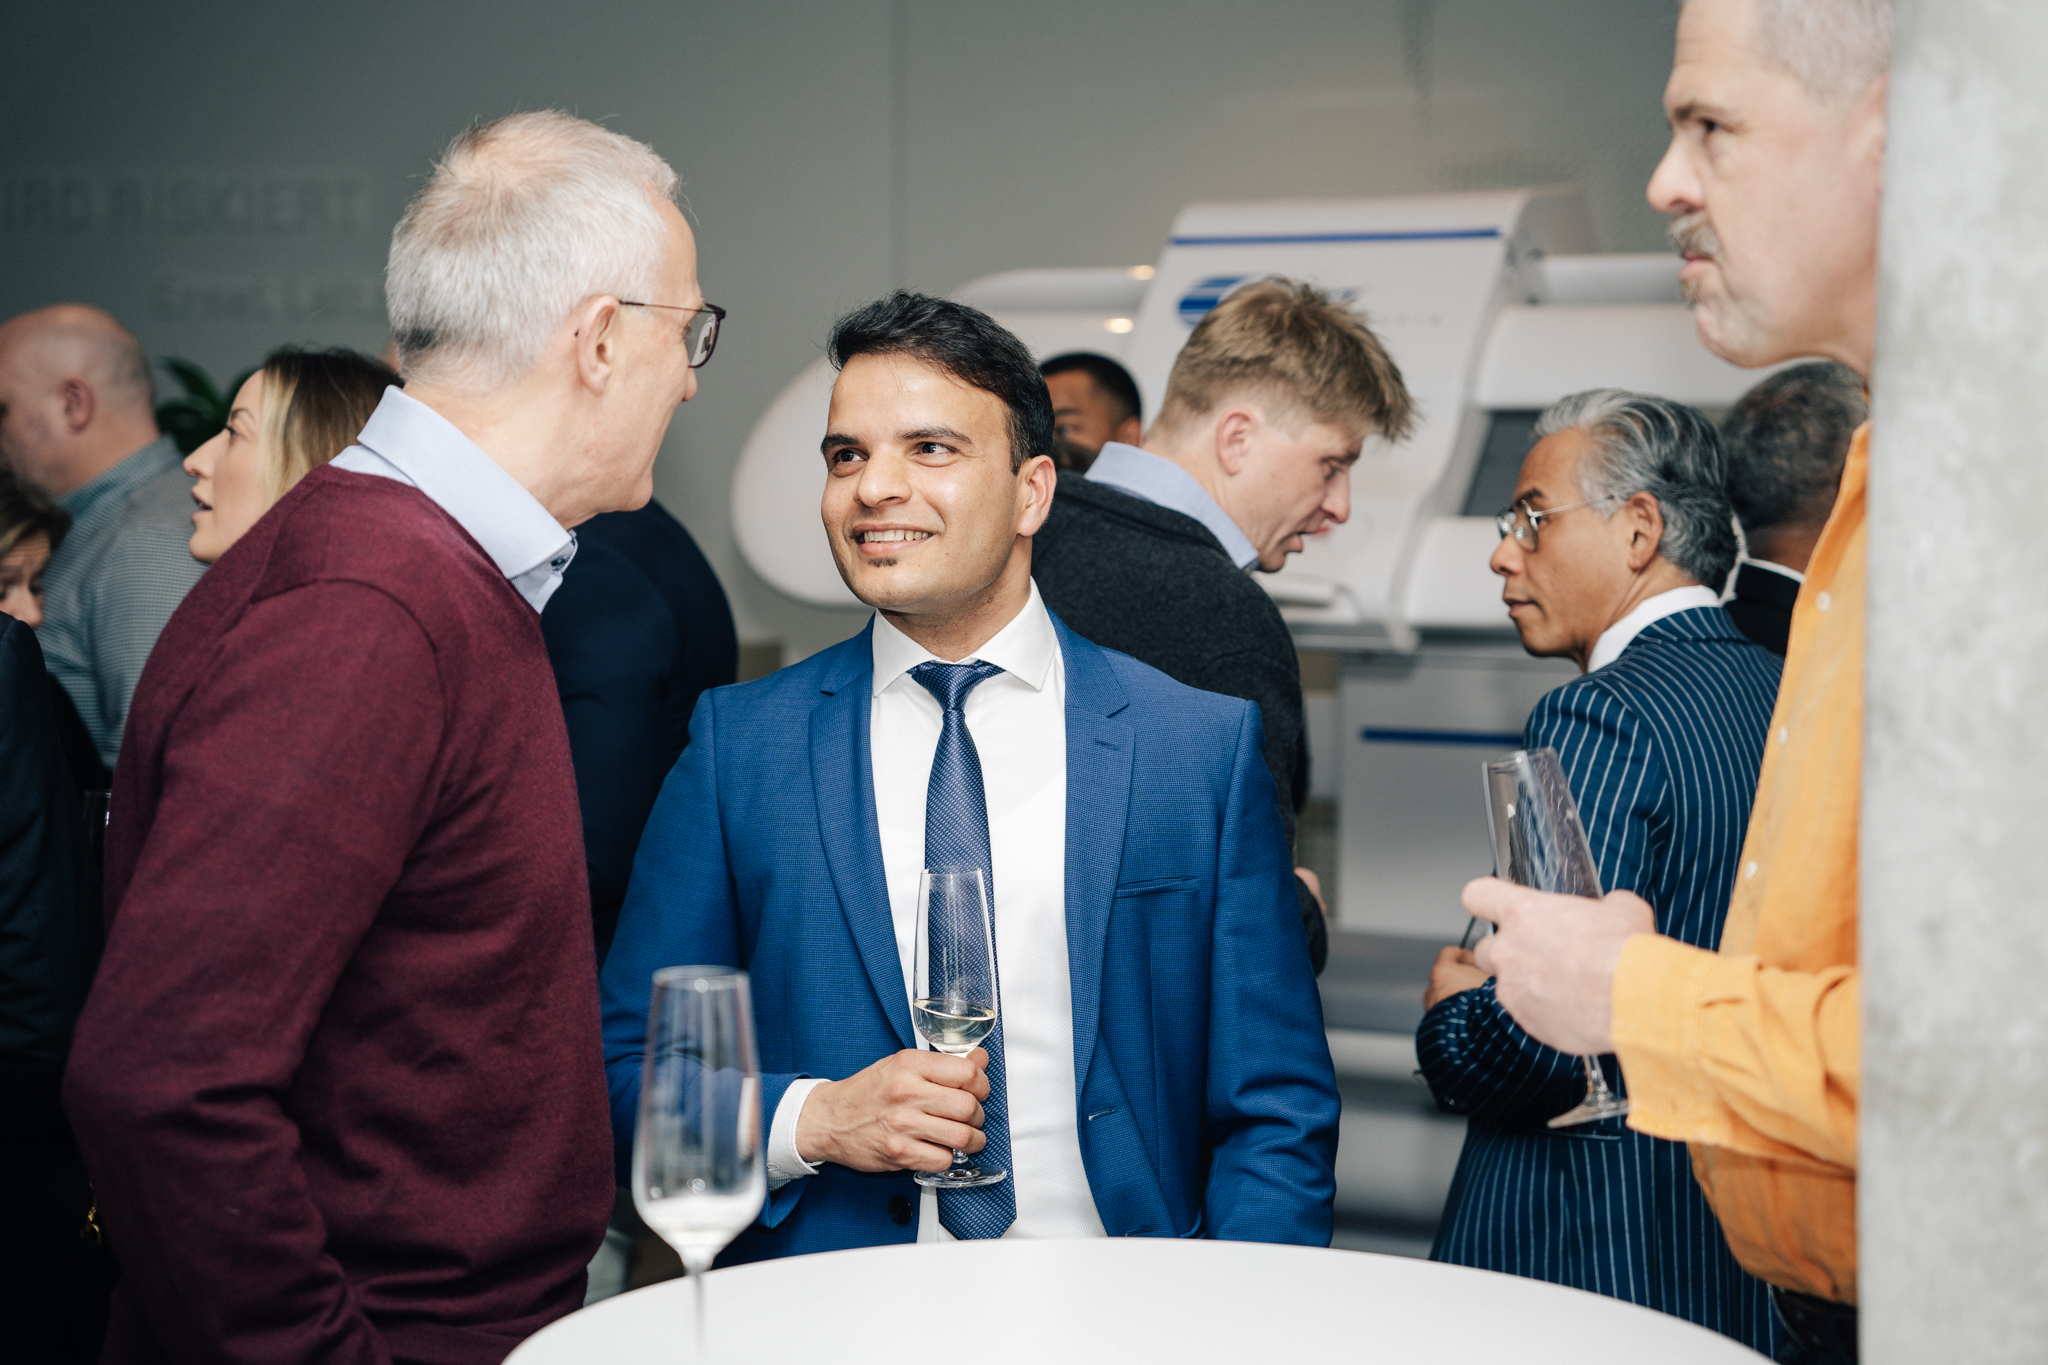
[1109, 875, 1210, 992]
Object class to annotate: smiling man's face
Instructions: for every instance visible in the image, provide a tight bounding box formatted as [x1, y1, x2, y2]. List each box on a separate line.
[821, 351, 1051, 629]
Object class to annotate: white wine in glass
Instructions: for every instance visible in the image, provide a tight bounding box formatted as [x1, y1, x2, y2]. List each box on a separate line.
[632, 967, 767, 1359]
[1481, 748, 1631, 1128]
[911, 867, 1007, 1189]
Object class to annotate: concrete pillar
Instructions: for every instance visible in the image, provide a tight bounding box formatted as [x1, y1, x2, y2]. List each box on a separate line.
[1865, 2, 2048, 1358]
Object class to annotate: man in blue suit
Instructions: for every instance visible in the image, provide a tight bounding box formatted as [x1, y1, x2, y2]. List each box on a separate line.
[601, 292, 1338, 1259]
[1417, 390, 1782, 1352]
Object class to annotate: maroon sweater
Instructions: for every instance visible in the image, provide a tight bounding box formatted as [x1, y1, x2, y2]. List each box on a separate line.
[65, 467, 613, 1365]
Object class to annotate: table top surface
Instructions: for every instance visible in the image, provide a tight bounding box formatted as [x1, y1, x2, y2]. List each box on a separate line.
[508, 1239, 1768, 1364]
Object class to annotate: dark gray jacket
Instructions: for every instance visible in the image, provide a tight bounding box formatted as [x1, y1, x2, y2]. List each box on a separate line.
[1032, 472, 1325, 972]
[1, 617, 101, 1127]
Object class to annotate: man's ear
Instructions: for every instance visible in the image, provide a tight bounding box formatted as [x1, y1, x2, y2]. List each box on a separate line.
[1112, 414, 1143, 448]
[1213, 407, 1256, 476]
[572, 296, 623, 396]
[1015, 453, 1058, 537]
[61, 378, 95, 434]
[1623, 491, 1665, 572]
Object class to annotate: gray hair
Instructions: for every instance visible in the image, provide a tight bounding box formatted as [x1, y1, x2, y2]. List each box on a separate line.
[1534, 389, 1738, 589]
[1721, 361, 1866, 537]
[1701, 0, 1892, 101]
[386, 111, 680, 392]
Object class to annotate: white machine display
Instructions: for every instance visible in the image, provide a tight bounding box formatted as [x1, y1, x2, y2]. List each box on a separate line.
[731, 186, 1775, 939]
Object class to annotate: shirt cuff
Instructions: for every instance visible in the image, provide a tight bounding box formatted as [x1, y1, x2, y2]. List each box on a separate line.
[766, 1077, 828, 1191]
[1610, 931, 1734, 1145]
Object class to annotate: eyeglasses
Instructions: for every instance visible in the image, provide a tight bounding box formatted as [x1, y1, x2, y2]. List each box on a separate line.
[1494, 496, 1616, 550]
[618, 299, 727, 368]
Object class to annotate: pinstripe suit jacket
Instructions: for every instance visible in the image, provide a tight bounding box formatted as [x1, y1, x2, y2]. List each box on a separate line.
[1418, 606, 1782, 1352]
[600, 614, 1339, 1262]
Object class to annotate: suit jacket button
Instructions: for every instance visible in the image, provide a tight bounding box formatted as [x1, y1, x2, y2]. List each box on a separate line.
[888, 1195, 913, 1226]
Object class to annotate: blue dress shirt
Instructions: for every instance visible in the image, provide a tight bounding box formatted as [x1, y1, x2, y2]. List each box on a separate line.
[332, 388, 576, 612]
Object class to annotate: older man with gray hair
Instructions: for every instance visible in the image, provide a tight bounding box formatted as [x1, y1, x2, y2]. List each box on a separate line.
[1419, 389, 1783, 1352]
[64, 111, 711, 1364]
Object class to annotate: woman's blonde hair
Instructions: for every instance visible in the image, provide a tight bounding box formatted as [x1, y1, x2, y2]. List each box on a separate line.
[256, 347, 400, 504]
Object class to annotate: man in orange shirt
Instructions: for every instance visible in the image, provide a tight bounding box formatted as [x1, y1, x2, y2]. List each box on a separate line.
[1465, 2, 1888, 1362]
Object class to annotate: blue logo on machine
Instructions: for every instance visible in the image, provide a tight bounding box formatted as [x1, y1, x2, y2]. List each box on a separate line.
[1178, 275, 1245, 327]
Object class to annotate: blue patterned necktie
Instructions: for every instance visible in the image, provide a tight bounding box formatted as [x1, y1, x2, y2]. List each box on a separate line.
[909, 659, 1016, 1239]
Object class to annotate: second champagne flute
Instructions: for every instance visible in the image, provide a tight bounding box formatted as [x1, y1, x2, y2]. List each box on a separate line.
[632, 966, 767, 1360]
[1482, 748, 1631, 1128]
[910, 867, 1007, 1189]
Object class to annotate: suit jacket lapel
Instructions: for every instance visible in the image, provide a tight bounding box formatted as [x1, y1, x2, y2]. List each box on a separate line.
[809, 627, 914, 1050]
[1054, 616, 1132, 1095]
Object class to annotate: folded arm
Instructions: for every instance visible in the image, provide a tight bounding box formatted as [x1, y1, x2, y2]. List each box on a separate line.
[1417, 980, 1592, 1124]
[64, 583, 441, 1365]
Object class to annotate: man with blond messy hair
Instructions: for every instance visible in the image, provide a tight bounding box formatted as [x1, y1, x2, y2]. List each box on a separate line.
[1032, 278, 1413, 975]
[1462, 3, 1888, 1361]
[66, 110, 710, 1364]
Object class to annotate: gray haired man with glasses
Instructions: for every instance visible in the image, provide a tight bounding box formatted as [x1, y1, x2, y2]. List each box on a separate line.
[1485, 389, 1739, 673]
[1417, 389, 1783, 1352]
[65, 110, 713, 1363]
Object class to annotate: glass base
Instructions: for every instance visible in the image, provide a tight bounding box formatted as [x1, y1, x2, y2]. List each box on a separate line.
[1548, 1095, 1630, 1128]
[914, 1163, 1008, 1189]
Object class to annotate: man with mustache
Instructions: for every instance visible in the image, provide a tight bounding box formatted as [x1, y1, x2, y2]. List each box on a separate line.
[1459, 3, 1888, 1362]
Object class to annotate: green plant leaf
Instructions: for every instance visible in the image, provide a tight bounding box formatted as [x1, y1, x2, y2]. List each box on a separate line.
[154, 356, 251, 454]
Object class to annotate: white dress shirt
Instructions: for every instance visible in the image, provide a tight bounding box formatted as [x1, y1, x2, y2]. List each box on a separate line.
[331, 387, 577, 612]
[766, 582, 1107, 1241]
[1585, 584, 1723, 673]
[1086, 442, 1259, 569]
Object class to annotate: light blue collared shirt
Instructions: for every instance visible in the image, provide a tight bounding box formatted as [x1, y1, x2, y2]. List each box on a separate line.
[332, 388, 577, 613]
[1084, 442, 1258, 570]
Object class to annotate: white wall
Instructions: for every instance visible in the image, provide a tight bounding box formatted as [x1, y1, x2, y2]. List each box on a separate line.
[1, 0, 1681, 660]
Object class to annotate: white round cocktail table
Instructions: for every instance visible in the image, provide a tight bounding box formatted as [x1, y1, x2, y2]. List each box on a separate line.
[508, 1239, 1767, 1363]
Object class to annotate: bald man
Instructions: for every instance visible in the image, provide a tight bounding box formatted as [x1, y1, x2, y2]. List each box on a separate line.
[0, 306, 205, 767]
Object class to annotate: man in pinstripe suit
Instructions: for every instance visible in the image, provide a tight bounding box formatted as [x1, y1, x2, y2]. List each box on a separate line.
[1417, 389, 1782, 1353]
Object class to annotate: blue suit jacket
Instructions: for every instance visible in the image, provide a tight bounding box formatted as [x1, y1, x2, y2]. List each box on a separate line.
[1418, 607, 1782, 1352]
[541, 502, 737, 955]
[600, 613, 1338, 1261]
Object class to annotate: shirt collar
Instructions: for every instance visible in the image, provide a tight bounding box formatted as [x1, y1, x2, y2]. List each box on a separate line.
[347, 387, 576, 612]
[1741, 556, 1807, 585]
[1587, 584, 1722, 673]
[870, 580, 1059, 698]
[1085, 441, 1259, 570]
[61, 434, 182, 519]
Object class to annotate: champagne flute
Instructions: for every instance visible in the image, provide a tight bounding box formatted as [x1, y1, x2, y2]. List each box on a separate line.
[1481, 748, 1631, 1128]
[632, 967, 766, 1359]
[909, 867, 1007, 1189]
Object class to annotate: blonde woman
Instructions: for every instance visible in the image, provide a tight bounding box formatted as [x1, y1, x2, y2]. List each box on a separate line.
[184, 347, 398, 563]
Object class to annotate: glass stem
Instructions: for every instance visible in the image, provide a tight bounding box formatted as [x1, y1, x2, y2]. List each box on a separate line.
[682, 1254, 713, 1362]
[1582, 1053, 1615, 1103]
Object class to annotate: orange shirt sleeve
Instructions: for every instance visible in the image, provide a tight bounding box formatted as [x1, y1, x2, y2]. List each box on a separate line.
[1612, 934, 1858, 1171]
